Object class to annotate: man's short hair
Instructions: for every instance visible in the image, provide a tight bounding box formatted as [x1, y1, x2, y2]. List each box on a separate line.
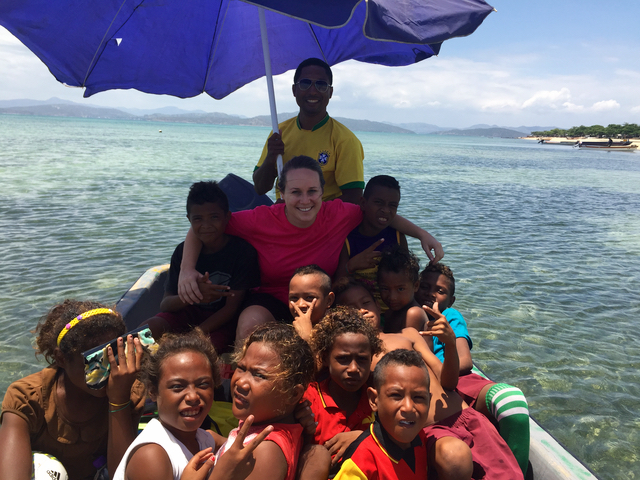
[372, 349, 430, 391]
[294, 58, 333, 85]
[363, 175, 401, 199]
[293, 264, 332, 296]
[186, 181, 229, 215]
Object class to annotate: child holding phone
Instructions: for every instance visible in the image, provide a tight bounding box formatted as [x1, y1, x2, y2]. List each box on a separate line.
[0, 300, 145, 480]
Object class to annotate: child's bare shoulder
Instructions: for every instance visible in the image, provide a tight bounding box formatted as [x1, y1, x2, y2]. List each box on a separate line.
[405, 305, 427, 330]
[251, 440, 288, 479]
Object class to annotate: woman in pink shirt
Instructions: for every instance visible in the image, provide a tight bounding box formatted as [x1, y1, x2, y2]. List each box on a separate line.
[178, 156, 442, 342]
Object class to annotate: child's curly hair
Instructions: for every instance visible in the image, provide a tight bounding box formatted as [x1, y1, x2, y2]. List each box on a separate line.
[233, 323, 315, 395]
[378, 245, 420, 283]
[421, 263, 456, 296]
[310, 306, 384, 369]
[141, 328, 221, 395]
[35, 299, 126, 365]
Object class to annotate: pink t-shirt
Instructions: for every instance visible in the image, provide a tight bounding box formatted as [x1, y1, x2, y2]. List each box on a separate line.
[226, 200, 362, 304]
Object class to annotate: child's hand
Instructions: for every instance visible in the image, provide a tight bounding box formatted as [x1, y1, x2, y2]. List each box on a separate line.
[106, 334, 143, 405]
[180, 447, 215, 480]
[324, 431, 362, 466]
[420, 233, 444, 265]
[198, 273, 233, 304]
[214, 415, 274, 480]
[294, 399, 317, 436]
[421, 302, 456, 346]
[179, 268, 205, 305]
[291, 299, 316, 341]
[347, 239, 384, 272]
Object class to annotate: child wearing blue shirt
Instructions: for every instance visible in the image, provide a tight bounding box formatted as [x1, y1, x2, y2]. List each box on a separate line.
[416, 263, 531, 476]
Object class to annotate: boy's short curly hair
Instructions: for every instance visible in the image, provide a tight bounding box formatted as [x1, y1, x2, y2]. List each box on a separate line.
[293, 264, 332, 296]
[363, 175, 401, 199]
[372, 349, 430, 391]
[35, 299, 126, 365]
[421, 263, 456, 297]
[310, 306, 384, 369]
[378, 245, 420, 284]
[186, 180, 229, 215]
[233, 323, 315, 395]
[141, 328, 221, 395]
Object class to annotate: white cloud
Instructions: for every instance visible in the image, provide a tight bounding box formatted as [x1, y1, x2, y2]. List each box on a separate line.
[562, 102, 584, 113]
[2, 25, 640, 128]
[591, 100, 620, 111]
[522, 88, 571, 109]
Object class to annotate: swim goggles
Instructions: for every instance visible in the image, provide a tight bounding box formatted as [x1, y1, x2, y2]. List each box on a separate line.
[82, 326, 157, 390]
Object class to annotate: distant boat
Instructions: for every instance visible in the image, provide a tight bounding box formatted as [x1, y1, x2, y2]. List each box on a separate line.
[577, 143, 638, 151]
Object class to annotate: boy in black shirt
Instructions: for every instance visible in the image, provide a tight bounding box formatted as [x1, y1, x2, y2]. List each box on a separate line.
[144, 181, 259, 353]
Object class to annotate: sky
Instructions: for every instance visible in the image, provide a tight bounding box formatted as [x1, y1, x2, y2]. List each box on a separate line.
[1, 0, 639, 129]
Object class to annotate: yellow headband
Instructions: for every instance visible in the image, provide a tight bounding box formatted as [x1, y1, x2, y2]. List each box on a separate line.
[56, 308, 116, 346]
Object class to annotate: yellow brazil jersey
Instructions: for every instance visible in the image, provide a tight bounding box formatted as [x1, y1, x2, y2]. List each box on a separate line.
[256, 115, 364, 201]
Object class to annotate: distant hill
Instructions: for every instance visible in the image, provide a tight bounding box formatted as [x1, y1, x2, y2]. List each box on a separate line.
[435, 127, 527, 138]
[464, 124, 560, 135]
[0, 103, 138, 120]
[0, 102, 413, 134]
[390, 122, 451, 134]
[0, 98, 559, 135]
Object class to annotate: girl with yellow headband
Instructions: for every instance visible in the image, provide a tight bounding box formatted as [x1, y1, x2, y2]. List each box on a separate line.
[0, 299, 146, 480]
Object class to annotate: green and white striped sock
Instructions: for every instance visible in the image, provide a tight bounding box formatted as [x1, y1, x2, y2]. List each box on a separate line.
[485, 383, 530, 475]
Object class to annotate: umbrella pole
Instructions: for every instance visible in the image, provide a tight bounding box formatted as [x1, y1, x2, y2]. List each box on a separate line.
[259, 8, 283, 177]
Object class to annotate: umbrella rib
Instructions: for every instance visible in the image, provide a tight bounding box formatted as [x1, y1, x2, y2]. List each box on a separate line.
[81, 0, 132, 88]
[307, 24, 329, 64]
[202, 0, 227, 94]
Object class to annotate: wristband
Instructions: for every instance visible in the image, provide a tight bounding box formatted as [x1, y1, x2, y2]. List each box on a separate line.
[109, 401, 131, 413]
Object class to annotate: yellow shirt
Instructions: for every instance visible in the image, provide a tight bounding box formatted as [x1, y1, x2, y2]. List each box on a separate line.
[256, 115, 365, 201]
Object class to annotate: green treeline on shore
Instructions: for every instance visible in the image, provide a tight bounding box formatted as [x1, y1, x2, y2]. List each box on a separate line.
[532, 123, 640, 138]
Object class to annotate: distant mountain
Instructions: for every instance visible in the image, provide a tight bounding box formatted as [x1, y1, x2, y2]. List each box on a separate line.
[0, 98, 558, 135]
[463, 124, 559, 135]
[0, 103, 138, 120]
[435, 127, 527, 138]
[119, 106, 211, 116]
[0, 102, 413, 134]
[0, 97, 82, 108]
[335, 118, 414, 134]
[386, 122, 450, 134]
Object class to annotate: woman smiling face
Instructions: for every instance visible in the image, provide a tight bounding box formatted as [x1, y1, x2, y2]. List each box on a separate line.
[282, 167, 323, 228]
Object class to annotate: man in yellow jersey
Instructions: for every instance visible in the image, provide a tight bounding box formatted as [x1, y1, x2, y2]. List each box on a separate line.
[253, 58, 364, 203]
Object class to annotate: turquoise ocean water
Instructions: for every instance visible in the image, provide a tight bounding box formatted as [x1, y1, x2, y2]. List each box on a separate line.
[1, 114, 639, 478]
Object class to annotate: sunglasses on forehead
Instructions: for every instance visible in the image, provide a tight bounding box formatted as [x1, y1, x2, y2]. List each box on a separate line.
[295, 78, 332, 93]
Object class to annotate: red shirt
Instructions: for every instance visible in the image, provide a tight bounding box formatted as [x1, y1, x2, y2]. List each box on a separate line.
[216, 423, 303, 480]
[304, 379, 375, 445]
[333, 421, 428, 480]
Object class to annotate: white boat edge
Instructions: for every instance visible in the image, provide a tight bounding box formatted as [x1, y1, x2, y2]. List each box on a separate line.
[116, 265, 601, 480]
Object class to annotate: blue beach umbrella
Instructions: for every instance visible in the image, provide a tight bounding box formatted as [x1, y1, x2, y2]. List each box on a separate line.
[0, 0, 493, 168]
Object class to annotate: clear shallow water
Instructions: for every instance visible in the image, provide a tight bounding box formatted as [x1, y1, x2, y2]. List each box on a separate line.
[1, 115, 639, 478]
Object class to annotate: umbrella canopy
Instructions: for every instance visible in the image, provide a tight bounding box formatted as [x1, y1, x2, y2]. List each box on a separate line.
[0, 0, 493, 99]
